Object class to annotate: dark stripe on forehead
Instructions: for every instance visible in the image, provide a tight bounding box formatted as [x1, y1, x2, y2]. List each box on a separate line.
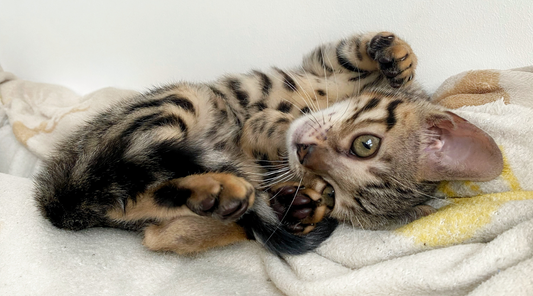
[227, 79, 249, 108]
[336, 39, 369, 74]
[348, 97, 381, 123]
[386, 100, 403, 131]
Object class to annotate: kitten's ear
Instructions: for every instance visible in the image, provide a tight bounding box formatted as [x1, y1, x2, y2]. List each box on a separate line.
[418, 111, 503, 182]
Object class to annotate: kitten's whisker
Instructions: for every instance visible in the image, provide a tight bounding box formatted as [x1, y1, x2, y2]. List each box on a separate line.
[269, 73, 321, 126]
[240, 160, 289, 167]
[240, 164, 287, 170]
[260, 175, 295, 189]
[280, 98, 322, 127]
[246, 168, 291, 178]
[299, 66, 326, 125]
[259, 171, 295, 189]
[354, 213, 366, 231]
[264, 178, 303, 244]
[323, 47, 342, 103]
[386, 174, 448, 203]
[259, 174, 295, 190]
[321, 49, 330, 111]
[267, 186, 286, 201]
[305, 121, 320, 133]
[245, 159, 290, 164]
[294, 66, 322, 114]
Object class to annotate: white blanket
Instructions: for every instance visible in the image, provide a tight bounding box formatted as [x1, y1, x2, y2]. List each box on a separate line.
[1, 67, 532, 295]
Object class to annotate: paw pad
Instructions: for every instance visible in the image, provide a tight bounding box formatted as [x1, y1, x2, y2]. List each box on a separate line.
[367, 32, 416, 88]
[270, 184, 333, 234]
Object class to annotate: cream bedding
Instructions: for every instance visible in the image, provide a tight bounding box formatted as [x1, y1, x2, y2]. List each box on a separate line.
[1, 67, 532, 295]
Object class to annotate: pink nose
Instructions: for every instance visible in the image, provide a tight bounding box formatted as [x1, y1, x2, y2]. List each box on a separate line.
[296, 144, 332, 173]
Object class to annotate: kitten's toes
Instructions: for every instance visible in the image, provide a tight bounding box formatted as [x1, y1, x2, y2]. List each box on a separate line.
[367, 32, 416, 88]
[270, 185, 333, 235]
[367, 32, 395, 59]
[167, 173, 255, 221]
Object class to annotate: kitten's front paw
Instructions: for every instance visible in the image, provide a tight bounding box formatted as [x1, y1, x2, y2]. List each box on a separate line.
[270, 184, 334, 235]
[367, 32, 416, 88]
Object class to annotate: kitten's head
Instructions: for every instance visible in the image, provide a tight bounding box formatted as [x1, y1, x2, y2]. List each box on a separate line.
[286, 89, 503, 228]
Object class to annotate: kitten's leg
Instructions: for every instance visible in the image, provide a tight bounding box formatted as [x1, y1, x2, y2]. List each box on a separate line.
[302, 31, 417, 90]
[143, 216, 247, 254]
[241, 109, 294, 161]
[107, 173, 255, 224]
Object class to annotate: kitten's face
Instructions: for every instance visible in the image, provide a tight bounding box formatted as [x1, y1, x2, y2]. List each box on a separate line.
[286, 91, 503, 228]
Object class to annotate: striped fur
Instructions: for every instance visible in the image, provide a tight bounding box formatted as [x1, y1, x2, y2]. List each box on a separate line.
[35, 32, 439, 255]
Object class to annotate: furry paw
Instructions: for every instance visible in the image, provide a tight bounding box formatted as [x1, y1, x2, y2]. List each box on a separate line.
[270, 184, 334, 235]
[367, 32, 416, 88]
[155, 173, 255, 221]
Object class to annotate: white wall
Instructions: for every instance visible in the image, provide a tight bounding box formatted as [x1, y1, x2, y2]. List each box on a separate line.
[1, 0, 532, 94]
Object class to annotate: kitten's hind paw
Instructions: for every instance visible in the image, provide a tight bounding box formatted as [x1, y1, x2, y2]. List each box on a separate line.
[367, 32, 417, 88]
[270, 184, 334, 235]
[154, 173, 255, 221]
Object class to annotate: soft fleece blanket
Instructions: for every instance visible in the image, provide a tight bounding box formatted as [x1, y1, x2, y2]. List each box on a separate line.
[1, 67, 532, 295]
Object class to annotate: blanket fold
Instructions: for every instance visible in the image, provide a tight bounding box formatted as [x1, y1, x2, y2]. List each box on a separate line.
[1, 67, 532, 295]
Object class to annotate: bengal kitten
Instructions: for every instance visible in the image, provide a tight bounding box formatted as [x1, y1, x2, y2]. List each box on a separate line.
[34, 32, 502, 255]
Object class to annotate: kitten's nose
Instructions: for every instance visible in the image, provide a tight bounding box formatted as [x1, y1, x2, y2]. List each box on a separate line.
[296, 144, 315, 164]
[295, 143, 332, 173]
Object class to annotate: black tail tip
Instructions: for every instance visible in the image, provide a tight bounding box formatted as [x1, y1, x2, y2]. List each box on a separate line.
[240, 212, 338, 256]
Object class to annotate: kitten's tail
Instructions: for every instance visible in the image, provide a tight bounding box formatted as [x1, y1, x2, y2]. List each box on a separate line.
[238, 199, 338, 256]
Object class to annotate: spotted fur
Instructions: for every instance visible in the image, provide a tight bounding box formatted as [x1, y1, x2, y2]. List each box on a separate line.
[35, 32, 449, 255]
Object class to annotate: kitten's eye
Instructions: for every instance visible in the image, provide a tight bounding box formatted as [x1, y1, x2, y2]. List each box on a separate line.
[351, 135, 381, 158]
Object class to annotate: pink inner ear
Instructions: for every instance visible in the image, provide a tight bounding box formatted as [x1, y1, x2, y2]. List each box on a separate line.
[418, 112, 503, 182]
